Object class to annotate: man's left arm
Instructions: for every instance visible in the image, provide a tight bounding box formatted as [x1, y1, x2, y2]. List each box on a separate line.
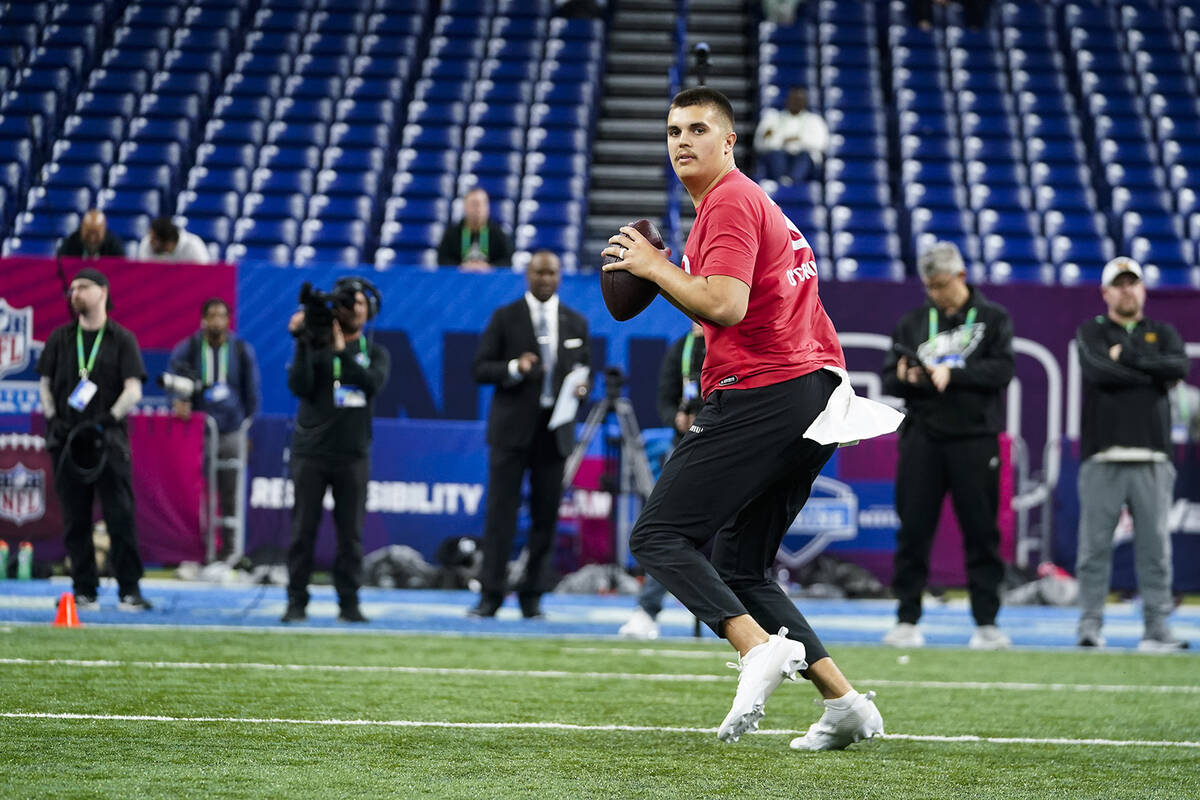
[1118, 321, 1190, 382]
[109, 331, 147, 422]
[949, 309, 1015, 390]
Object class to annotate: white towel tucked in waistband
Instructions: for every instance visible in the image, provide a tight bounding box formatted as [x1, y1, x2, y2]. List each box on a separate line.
[804, 366, 905, 447]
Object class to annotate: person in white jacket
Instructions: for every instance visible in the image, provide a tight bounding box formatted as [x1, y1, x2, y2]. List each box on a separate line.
[137, 217, 212, 264]
[754, 87, 829, 186]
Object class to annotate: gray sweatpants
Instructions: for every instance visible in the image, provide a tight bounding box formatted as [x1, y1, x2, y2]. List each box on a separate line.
[1076, 459, 1176, 638]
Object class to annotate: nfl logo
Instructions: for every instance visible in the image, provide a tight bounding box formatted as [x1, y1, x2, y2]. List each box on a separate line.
[0, 463, 46, 525]
[0, 299, 33, 380]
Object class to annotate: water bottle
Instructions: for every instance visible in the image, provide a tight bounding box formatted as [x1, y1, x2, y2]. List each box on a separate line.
[16, 541, 33, 581]
[0, 540, 8, 580]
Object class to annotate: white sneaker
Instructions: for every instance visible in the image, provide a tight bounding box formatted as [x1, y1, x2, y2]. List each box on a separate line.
[717, 627, 807, 743]
[968, 625, 1011, 650]
[618, 607, 660, 640]
[790, 690, 884, 751]
[1137, 636, 1190, 653]
[882, 622, 925, 648]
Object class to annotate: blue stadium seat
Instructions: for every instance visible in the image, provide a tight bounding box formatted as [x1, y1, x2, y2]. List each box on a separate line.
[969, 184, 1032, 212]
[308, 193, 373, 222]
[977, 209, 1039, 238]
[251, 168, 314, 196]
[119, 141, 183, 168]
[904, 182, 967, 209]
[826, 180, 890, 208]
[162, 50, 224, 83]
[910, 207, 972, 239]
[276, 97, 336, 124]
[826, 157, 888, 184]
[900, 159, 962, 185]
[129, 118, 193, 147]
[963, 137, 1022, 163]
[101, 212, 149, 247]
[834, 257, 904, 281]
[832, 231, 900, 260]
[1129, 236, 1192, 271]
[829, 205, 896, 234]
[385, 197, 449, 224]
[26, 185, 92, 216]
[294, 53, 353, 78]
[225, 242, 292, 266]
[206, 120, 266, 147]
[258, 145, 322, 171]
[458, 173, 518, 201]
[392, 172, 455, 199]
[234, 217, 299, 247]
[1106, 163, 1165, 190]
[1050, 235, 1113, 267]
[194, 142, 257, 170]
[76, 90, 138, 120]
[267, 121, 329, 149]
[97, 188, 160, 218]
[960, 112, 1016, 140]
[52, 139, 115, 167]
[461, 149, 521, 177]
[177, 190, 240, 220]
[293, 244, 363, 267]
[102, 48, 162, 74]
[188, 165, 250, 196]
[518, 199, 582, 227]
[1029, 162, 1090, 190]
[242, 191, 306, 220]
[322, 147, 383, 172]
[899, 134, 958, 161]
[1111, 187, 1172, 216]
[521, 174, 585, 202]
[1033, 184, 1094, 213]
[300, 219, 367, 248]
[982, 234, 1044, 264]
[1042, 210, 1106, 240]
[987, 261, 1055, 285]
[523, 152, 586, 178]
[379, 220, 444, 249]
[915, 231, 981, 262]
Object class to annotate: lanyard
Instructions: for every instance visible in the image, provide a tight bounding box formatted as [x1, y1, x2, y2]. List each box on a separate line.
[928, 306, 976, 348]
[201, 340, 228, 386]
[333, 337, 368, 386]
[680, 332, 699, 383]
[462, 225, 489, 260]
[75, 323, 106, 379]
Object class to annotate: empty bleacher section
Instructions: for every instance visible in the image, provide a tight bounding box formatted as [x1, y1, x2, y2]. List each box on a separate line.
[0, 0, 603, 271]
[2, 0, 1200, 284]
[756, 0, 1200, 287]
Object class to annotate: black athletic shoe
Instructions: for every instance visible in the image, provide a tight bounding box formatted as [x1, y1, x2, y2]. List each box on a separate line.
[338, 606, 368, 623]
[74, 594, 99, 611]
[467, 596, 501, 618]
[118, 593, 153, 612]
[280, 603, 307, 623]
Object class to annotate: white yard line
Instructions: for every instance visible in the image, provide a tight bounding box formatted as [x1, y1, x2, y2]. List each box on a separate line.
[3, 657, 1200, 695]
[1, 711, 1197, 749]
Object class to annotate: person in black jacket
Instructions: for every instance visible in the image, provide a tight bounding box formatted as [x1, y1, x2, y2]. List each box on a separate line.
[57, 209, 125, 258]
[36, 268, 151, 611]
[282, 279, 390, 624]
[1074, 257, 1190, 651]
[436, 187, 514, 271]
[881, 242, 1014, 650]
[469, 250, 590, 618]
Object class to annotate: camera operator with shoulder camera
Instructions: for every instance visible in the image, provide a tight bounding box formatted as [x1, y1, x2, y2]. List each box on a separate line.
[35, 268, 153, 611]
[281, 278, 389, 624]
[165, 297, 262, 561]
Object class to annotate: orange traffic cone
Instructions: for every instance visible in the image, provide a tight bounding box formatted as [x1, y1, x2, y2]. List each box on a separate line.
[52, 592, 82, 628]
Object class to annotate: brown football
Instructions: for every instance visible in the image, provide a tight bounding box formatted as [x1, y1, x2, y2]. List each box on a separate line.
[600, 218, 665, 321]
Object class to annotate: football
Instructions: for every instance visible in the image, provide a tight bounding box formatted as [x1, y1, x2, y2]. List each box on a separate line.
[600, 218, 665, 321]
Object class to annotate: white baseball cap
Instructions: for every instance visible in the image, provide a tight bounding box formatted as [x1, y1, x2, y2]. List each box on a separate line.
[1100, 257, 1143, 288]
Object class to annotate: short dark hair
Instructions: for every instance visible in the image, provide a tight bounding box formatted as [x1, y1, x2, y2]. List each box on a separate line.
[149, 216, 179, 244]
[669, 87, 736, 131]
[202, 297, 229, 316]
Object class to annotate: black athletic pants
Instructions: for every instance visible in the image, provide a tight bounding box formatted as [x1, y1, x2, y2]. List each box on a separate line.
[479, 410, 564, 604]
[287, 454, 369, 608]
[892, 426, 1004, 626]
[629, 370, 838, 664]
[51, 442, 144, 598]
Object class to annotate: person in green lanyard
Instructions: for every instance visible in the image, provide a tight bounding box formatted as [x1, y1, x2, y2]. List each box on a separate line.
[168, 297, 262, 561]
[436, 187, 514, 272]
[880, 241, 1014, 650]
[1074, 257, 1190, 651]
[36, 268, 153, 611]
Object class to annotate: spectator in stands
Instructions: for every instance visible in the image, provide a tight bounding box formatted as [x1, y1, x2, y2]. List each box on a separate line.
[168, 298, 262, 562]
[468, 250, 590, 619]
[36, 267, 152, 611]
[753, 87, 828, 187]
[437, 187, 514, 272]
[880, 241, 1014, 650]
[137, 217, 212, 264]
[1074, 257, 1190, 651]
[58, 209, 124, 259]
[911, 0, 991, 31]
[619, 321, 706, 640]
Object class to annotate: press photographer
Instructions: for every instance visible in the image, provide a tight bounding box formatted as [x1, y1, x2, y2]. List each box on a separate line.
[282, 277, 390, 624]
[35, 268, 153, 611]
[165, 297, 262, 562]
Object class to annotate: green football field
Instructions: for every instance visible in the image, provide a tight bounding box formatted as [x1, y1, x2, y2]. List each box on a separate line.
[1, 626, 1197, 799]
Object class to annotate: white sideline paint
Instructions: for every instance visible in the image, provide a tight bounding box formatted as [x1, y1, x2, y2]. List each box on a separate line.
[2, 712, 1198, 749]
[3, 657, 1199, 695]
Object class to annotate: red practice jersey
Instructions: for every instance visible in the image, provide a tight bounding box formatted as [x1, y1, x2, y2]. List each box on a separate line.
[683, 169, 845, 396]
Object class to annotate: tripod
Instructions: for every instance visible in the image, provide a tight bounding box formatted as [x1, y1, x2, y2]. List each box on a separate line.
[562, 367, 655, 574]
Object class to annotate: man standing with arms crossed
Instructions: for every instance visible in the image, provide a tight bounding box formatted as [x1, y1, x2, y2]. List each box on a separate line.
[603, 88, 900, 751]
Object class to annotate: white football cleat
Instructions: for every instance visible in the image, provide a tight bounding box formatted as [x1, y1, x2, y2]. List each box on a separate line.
[790, 690, 884, 751]
[618, 607, 660, 640]
[882, 622, 925, 648]
[717, 627, 808, 743]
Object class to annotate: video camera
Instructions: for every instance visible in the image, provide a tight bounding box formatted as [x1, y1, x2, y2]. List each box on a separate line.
[295, 277, 382, 349]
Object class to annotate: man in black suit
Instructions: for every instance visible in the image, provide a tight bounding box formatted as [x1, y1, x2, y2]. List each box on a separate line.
[470, 250, 591, 618]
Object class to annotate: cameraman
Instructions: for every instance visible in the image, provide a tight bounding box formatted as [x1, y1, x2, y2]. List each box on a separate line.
[282, 279, 390, 624]
[620, 322, 706, 639]
[35, 268, 152, 611]
[167, 297, 261, 561]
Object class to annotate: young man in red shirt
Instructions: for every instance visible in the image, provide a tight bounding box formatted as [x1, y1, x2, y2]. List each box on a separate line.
[604, 87, 899, 750]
